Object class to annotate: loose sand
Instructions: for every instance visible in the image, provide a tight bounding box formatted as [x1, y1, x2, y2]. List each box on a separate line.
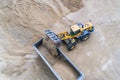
[0, 0, 120, 80]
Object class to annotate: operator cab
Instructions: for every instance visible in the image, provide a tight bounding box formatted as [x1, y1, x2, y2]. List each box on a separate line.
[70, 23, 83, 35]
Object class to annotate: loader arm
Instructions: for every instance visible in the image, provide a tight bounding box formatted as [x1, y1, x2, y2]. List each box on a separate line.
[58, 32, 73, 40]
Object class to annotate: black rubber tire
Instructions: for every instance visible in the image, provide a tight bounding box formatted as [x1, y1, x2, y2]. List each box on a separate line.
[67, 43, 75, 51]
[82, 35, 90, 41]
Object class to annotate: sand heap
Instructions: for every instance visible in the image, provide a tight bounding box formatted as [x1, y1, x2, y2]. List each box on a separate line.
[42, 37, 58, 56]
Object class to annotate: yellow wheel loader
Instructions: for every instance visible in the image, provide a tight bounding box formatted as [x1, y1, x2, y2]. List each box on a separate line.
[58, 22, 94, 51]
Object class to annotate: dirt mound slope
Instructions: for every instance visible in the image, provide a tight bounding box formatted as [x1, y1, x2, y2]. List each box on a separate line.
[0, 0, 83, 80]
[60, 0, 83, 12]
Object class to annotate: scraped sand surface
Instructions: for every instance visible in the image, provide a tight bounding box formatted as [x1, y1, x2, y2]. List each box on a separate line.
[0, 0, 120, 80]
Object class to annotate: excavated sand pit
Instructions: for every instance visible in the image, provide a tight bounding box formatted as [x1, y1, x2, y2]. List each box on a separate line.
[38, 44, 78, 80]
[38, 37, 79, 80]
[39, 46, 78, 80]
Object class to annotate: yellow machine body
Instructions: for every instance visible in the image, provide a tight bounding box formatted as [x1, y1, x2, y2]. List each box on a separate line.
[58, 22, 93, 40]
[57, 22, 94, 51]
[57, 32, 72, 40]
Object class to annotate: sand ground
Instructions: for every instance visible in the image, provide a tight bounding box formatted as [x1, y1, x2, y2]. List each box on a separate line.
[0, 0, 120, 80]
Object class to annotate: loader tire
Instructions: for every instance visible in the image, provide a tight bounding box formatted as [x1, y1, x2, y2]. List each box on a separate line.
[82, 35, 90, 41]
[67, 43, 75, 51]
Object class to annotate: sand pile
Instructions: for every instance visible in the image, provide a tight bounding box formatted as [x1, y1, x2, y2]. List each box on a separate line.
[42, 37, 58, 56]
[60, 0, 83, 12]
[0, 0, 83, 80]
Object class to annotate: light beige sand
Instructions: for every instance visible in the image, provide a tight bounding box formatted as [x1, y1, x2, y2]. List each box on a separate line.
[0, 0, 120, 80]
